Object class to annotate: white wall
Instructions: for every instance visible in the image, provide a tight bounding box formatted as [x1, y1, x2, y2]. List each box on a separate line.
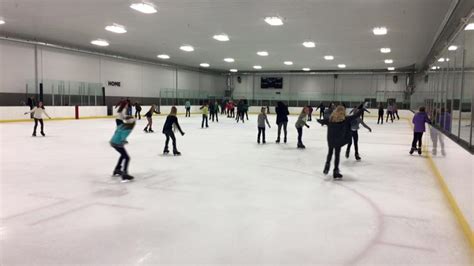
[0, 106, 107, 120]
[0, 39, 225, 98]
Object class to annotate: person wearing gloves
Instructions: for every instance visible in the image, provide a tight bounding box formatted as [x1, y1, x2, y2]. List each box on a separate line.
[24, 101, 51, 136]
[295, 107, 310, 149]
[162, 106, 185, 155]
[110, 116, 136, 182]
[410, 106, 431, 155]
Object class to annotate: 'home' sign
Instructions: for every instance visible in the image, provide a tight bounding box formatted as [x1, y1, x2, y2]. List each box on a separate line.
[108, 81, 121, 87]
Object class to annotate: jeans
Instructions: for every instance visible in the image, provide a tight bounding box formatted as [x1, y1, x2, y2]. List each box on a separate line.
[296, 127, 303, 144]
[277, 121, 288, 141]
[257, 127, 266, 143]
[202, 114, 208, 128]
[326, 145, 341, 170]
[113, 146, 130, 173]
[33, 118, 44, 134]
[164, 131, 177, 151]
[411, 132, 423, 149]
[377, 114, 384, 124]
[346, 131, 359, 155]
[185, 107, 191, 117]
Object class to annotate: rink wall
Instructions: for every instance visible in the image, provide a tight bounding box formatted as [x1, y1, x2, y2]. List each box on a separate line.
[0, 106, 107, 121]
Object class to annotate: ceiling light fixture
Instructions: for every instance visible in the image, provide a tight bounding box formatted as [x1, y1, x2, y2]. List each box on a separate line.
[230, 69, 238, 73]
[284, 61, 293, 65]
[373, 27, 387, 35]
[464, 23, 474, 30]
[224, 58, 235, 63]
[180, 45, 194, 52]
[200, 63, 210, 67]
[302, 68, 311, 71]
[384, 59, 393, 64]
[437, 58, 445, 62]
[91, 39, 109, 47]
[253, 65, 262, 69]
[324, 55, 334, 60]
[264, 16, 284, 26]
[105, 23, 127, 34]
[130, 1, 157, 14]
[338, 64, 346, 68]
[157, 54, 170, 59]
[213, 34, 229, 42]
[387, 67, 395, 71]
[380, 48, 391, 53]
[302, 41, 316, 48]
[257, 51, 269, 56]
[448, 45, 458, 51]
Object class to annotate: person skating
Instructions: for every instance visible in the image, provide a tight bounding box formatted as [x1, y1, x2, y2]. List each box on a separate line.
[317, 104, 363, 179]
[134, 102, 142, 120]
[393, 103, 400, 120]
[323, 102, 335, 120]
[410, 106, 431, 155]
[210, 100, 219, 122]
[200, 102, 209, 128]
[315, 102, 325, 119]
[307, 105, 314, 121]
[243, 100, 249, 120]
[386, 103, 394, 123]
[126, 98, 132, 116]
[24, 101, 51, 136]
[275, 101, 289, 143]
[143, 104, 160, 132]
[110, 115, 135, 181]
[346, 108, 372, 160]
[185, 100, 191, 117]
[162, 106, 185, 155]
[295, 107, 310, 149]
[377, 103, 384, 124]
[257, 107, 271, 144]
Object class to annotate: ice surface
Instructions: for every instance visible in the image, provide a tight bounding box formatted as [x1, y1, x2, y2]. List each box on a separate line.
[0, 114, 472, 265]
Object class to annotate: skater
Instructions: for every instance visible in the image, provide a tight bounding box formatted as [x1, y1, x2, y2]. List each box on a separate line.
[315, 102, 325, 119]
[386, 102, 394, 123]
[307, 105, 314, 121]
[210, 100, 219, 122]
[377, 103, 384, 124]
[162, 106, 185, 155]
[317, 104, 363, 178]
[323, 102, 335, 120]
[221, 100, 227, 115]
[346, 108, 372, 160]
[295, 107, 310, 149]
[230, 101, 235, 118]
[110, 115, 135, 181]
[24, 101, 51, 136]
[275, 101, 289, 143]
[236, 100, 245, 123]
[143, 104, 160, 132]
[185, 100, 191, 117]
[200, 102, 209, 128]
[410, 106, 431, 155]
[134, 102, 142, 120]
[243, 100, 249, 120]
[126, 98, 132, 116]
[115, 101, 128, 126]
[393, 103, 400, 120]
[350, 103, 370, 120]
[257, 107, 271, 144]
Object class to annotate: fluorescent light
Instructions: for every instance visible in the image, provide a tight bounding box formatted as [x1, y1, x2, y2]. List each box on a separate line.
[180, 45, 194, 52]
[324, 55, 334, 60]
[130, 1, 157, 14]
[257, 51, 269, 56]
[446, 58, 450, 62]
[0, 17, 5, 25]
[338, 64, 346, 68]
[384, 59, 393, 64]
[373, 27, 387, 35]
[448, 45, 458, 51]
[91, 39, 109, 46]
[387, 67, 395, 71]
[284, 61, 293, 65]
[302, 41, 316, 48]
[380, 48, 391, 53]
[302, 68, 311, 71]
[437, 58, 445, 62]
[464, 23, 474, 30]
[213, 34, 229, 42]
[157, 54, 170, 59]
[253, 65, 262, 69]
[105, 23, 127, 34]
[264, 16, 283, 26]
[224, 58, 235, 63]
[230, 69, 238, 73]
[200, 63, 210, 67]
[431, 66, 439, 70]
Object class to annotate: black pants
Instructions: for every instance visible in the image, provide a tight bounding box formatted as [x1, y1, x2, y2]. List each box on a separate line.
[377, 113, 384, 124]
[326, 145, 341, 170]
[386, 111, 394, 122]
[202, 114, 208, 128]
[164, 131, 177, 151]
[113, 146, 130, 173]
[296, 127, 303, 144]
[33, 118, 44, 134]
[257, 127, 266, 143]
[221, 107, 226, 115]
[135, 110, 141, 119]
[308, 113, 312, 121]
[411, 132, 423, 149]
[346, 131, 359, 155]
[230, 109, 235, 117]
[116, 119, 123, 126]
[394, 111, 400, 120]
[245, 111, 249, 120]
[277, 121, 288, 141]
[211, 112, 218, 122]
[186, 107, 191, 117]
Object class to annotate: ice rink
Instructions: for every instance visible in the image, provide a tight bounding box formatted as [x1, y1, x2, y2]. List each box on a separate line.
[1, 113, 472, 265]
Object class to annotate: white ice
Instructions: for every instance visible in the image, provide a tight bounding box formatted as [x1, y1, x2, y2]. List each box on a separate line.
[0, 113, 472, 265]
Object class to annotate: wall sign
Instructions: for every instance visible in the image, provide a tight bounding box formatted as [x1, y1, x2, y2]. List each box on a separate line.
[107, 81, 121, 87]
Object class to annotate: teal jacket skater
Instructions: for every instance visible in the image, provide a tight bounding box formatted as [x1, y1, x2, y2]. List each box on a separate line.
[110, 121, 135, 147]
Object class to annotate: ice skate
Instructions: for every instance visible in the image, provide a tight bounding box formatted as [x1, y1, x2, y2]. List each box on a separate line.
[297, 143, 306, 149]
[121, 173, 134, 182]
[40, 131, 45, 136]
[148, 129, 154, 133]
[163, 148, 170, 154]
[32, 132, 36, 137]
[276, 138, 280, 143]
[112, 168, 123, 176]
[417, 148, 422, 155]
[323, 162, 330, 175]
[143, 127, 148, 133]
[284, 137, 287, 143]
[333, 169, 343, 179]
[173, 150, 181, 156]
[345, 150, 350, 158]
[409, 147, 416, 155]
[355, 153, 361, 161]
